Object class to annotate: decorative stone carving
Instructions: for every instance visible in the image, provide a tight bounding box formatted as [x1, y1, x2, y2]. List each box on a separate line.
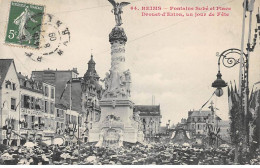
[96, 128, 124, 147]
[109, 69, 121, 91]
[100, 114, 124, 129]
[104, 72, 111, 90]
[111, 48, 125, 54]
[123, 69, 131, 96]
[102, 68, 131, 99]
[109, 26, 127, 43]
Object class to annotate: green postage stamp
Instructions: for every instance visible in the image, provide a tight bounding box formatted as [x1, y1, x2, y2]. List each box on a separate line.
[5, 1, 45, 49]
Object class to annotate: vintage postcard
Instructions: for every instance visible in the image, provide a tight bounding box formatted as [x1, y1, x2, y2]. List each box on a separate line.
[0, 0, 259, 165]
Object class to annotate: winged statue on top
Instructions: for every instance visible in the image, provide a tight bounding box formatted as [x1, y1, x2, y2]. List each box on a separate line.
[108, 0, 130, 26]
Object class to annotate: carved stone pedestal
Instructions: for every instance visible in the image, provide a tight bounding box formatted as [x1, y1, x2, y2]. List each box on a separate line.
[88, 98, 143, 146]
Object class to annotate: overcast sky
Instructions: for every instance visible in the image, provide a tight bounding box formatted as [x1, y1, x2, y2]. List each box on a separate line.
[0, 0, 260, 125]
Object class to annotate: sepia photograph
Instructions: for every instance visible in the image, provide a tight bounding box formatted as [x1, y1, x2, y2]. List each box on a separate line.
[0, 0, 259, 165]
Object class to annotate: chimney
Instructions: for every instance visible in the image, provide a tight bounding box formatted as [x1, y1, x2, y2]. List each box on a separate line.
[72, 68, 78, 73]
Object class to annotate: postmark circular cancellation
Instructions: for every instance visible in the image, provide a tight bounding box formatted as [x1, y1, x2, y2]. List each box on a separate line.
[24, 13, 71, 62]
[5, 1, 71, 62]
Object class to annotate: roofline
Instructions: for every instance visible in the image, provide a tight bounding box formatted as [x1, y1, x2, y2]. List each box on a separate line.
[13, 60, 22, 78]
[32, 70, 79, 75]
[0, 59, 18, 88]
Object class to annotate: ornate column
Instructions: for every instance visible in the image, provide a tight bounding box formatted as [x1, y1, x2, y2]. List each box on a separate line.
[102, 26, 131, 99]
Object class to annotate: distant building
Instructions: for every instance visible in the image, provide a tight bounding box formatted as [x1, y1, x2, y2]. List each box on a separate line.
[186, 110, 221, 137]
[80, 55, 102, 142]
[32, 68, 79, 102]
[0, 54, 105, 146]
[133, 105, 161, 141]
[32, 54, 102, 143]
[18, 72, 56, 145]
[176, 118, 188, 129]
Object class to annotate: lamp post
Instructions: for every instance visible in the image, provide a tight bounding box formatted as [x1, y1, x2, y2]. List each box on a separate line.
[212, 0, 259, 154]
[211, 48, 250, 163]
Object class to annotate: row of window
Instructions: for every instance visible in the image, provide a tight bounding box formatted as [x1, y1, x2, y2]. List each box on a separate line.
[192, 124, 207, 130]
[21, 95, 54, 114]
[20, 115, 85, 131]
[5, 81, 55, 99]
[11, 96, 63, 118]
[191, 117, 207, 122]
[21, 115, 55, 130]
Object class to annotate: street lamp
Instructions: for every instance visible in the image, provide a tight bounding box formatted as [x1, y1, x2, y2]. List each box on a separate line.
[211, 48, 246, 96]
[211, 3, 259, 160]
[211, 51, 247, 101]
[212, 71, 227, 97]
